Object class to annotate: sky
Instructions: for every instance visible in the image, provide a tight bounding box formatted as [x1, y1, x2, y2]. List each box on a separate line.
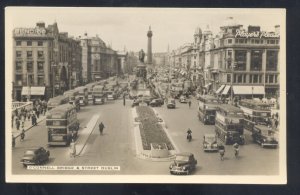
[6, 7, 285, 53]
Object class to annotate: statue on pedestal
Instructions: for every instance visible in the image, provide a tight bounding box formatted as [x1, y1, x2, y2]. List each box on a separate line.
[139, 49, 145, 63]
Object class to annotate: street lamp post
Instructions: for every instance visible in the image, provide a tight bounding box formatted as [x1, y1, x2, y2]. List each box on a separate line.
[27, 72, 31, 102]
[52, 63, 57, 98]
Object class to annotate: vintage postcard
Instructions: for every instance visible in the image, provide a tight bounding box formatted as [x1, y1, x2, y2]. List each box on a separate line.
[5, 7, 286, 183]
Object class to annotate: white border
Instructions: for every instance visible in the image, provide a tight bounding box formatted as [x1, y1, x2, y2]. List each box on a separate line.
[5, 7, 286, 184]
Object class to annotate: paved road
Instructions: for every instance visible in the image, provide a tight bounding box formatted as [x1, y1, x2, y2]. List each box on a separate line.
[12, 96, 279, 175]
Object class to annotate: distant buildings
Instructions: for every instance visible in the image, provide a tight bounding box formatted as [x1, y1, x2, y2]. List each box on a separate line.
[12, 22, 128, 101]
[169, 17, 280, 98]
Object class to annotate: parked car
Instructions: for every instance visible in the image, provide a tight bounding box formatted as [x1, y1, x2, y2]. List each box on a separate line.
[167, 99, 176, 109]
[20, 147, 50, 167]
[179, 95, 188, 103]
[149, 98, 164, 107]
[131, 99, 141, 107]
[169, 152, 197, 175]
[252, 125, 278, 148]
[203, 134, 219, 152]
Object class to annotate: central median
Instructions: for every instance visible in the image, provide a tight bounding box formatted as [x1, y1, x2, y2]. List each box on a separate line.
[132, 106, 178, 161]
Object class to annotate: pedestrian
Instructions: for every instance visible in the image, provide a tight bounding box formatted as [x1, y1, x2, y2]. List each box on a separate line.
[275, 119, 279, 129]
[20, 129, 25, 141]
[31, 114, 35, 126]
[33, 115, 37, 126]
[36, 110, 40, 119]
[12, 135, 16, 147]
[275, 112, 279, 120]
[99, 122, 105, 135]
[16, 118, 20, 130]
[123, 95, 126, 106]
[188, 100, 191, 108]
[69, 139, 76, 157]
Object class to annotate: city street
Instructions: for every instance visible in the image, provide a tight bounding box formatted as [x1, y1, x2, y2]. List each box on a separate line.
[12, 96, 279, 175]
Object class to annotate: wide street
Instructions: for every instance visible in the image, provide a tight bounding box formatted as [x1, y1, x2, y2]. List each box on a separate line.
[12, 94, 279, 175]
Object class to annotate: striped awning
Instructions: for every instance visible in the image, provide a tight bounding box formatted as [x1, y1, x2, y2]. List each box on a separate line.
[216, 85, 225, 94]
[222, 86, 231, 95]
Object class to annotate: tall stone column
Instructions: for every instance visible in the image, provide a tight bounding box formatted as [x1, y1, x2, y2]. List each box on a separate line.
[147, 26, 153, 65]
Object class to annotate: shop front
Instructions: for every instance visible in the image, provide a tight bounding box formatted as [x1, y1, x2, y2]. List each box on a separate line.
[21, 86, 45, 102]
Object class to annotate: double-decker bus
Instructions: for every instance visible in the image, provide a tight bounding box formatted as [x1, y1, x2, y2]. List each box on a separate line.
[47, 95, 69, 110]
[238, 99, 272, 131]
[92, 85, 105, 104]
[63, 90, 80, 111]
[75, 86, 88, 106]
[197, 95, 219, 125]
[215, 104, 245, 145]
[46, 104, 80, 146]
[85, 83, 96, 104]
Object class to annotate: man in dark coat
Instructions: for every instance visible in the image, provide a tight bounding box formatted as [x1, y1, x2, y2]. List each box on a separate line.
[99, 122, 105, 135]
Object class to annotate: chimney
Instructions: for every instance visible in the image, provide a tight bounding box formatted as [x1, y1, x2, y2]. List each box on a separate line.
[248, 25, 260, 33]
[36, 21, 45, 28]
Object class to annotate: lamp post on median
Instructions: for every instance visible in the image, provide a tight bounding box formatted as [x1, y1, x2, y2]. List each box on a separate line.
[52, 63, 57, 98]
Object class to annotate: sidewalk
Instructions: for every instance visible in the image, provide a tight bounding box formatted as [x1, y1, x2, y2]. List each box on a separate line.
[11, 114, 47, 139]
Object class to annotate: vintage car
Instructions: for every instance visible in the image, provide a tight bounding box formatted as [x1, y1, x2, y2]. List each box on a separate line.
[252, 125, 278, 148]
[149, 98, 164, 107]
[179, 95, 188, 103]
[167, 99, 176, 109]
[20, 147, 50, 167]
[131, 99, 141, 107]
[169, 152, 197, 175]
[203, 134, 219, 152]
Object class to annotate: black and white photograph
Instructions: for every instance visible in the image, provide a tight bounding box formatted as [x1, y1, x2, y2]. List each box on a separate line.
[5, 7, 286, 184]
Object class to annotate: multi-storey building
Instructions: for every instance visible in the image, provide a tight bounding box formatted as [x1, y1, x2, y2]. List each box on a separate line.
[80, 33, 126, 83]
[12, 22, 82, 101]
[211, 17, 280, 99]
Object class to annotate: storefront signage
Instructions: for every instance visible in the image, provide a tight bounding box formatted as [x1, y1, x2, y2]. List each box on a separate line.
[235, 29, 279, 39]
[14, 28, 47, 36]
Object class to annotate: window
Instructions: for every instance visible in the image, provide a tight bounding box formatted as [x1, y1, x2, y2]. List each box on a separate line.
[27, 51, 32, 58]
[259, 75, 262, 83]
[255, 39, 260, 44]
[275, 40, 279, 44]
[233, 74, 236, 83]
[250, 50, 262, 71]
[227, 74, 231, 83]
[16, 51, 22, 58]
[15, 61, 22, 71]
[275, 75, 278, 83]
[27, 62, 33, 72]
[266, 50, 278, 71]
[249, 75, 253, 83]
[227, 39, 232, 44]
[243, 74, 247, 83]
[27, 41, 32, 46]
[16, 41, 21, 46]
[269, 75, 274, 83]
[28, 74, 34, 86]
[235, 50, 247, 71]
[37, 62, 44, 72]
[251, 39, 254, 44]
[38, 76, 44, 86]
[237, 74, 243, 83]
[260, 40, 264, 44]
[38, 51, 44, 58]
[16, 75, 22, 85]
[253, 75, 258, 83]
[38, 41, 43, 46]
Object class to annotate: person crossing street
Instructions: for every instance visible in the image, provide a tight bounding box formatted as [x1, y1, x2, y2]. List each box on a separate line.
[99, 122, 105, 135]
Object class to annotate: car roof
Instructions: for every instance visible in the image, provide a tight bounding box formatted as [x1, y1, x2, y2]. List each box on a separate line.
[176, 152, 193, 157]
[26, 147, 43, 151]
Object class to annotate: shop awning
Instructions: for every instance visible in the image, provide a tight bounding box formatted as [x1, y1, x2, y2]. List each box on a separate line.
[232, 85, 265, 95]
[222, 86, 231, 95]
[216, 85, 225, 94]
[21, 87, 45, 96]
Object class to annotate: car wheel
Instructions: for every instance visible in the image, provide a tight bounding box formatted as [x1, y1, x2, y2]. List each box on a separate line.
[23, 164, 27, 168]
[186, 169, 190, 175]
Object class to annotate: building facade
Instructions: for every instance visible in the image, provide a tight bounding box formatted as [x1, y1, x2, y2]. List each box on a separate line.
[169, 17, 280, 98]
[80, 34, 127, 83]
[12, 22, 82, 101]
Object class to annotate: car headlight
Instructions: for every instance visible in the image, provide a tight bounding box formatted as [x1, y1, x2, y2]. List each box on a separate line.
[169, 164, 174, 169]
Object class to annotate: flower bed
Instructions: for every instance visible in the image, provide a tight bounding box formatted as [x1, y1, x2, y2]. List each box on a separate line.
[136, 106, 174, 150]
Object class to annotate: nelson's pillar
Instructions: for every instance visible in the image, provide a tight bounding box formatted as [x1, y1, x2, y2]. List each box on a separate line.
[147, 26, 153, 65]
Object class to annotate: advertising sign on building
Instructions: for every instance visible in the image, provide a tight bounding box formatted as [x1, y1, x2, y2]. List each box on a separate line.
[13, 27, 47, 37]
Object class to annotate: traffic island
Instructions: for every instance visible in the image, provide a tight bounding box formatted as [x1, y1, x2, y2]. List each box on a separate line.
[132, 106, 178, 161]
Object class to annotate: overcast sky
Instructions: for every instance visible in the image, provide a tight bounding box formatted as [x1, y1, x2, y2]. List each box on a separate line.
[6, 7, 285, 53]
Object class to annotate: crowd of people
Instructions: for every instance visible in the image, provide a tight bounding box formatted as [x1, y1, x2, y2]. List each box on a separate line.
[12, 99, 48, 130]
